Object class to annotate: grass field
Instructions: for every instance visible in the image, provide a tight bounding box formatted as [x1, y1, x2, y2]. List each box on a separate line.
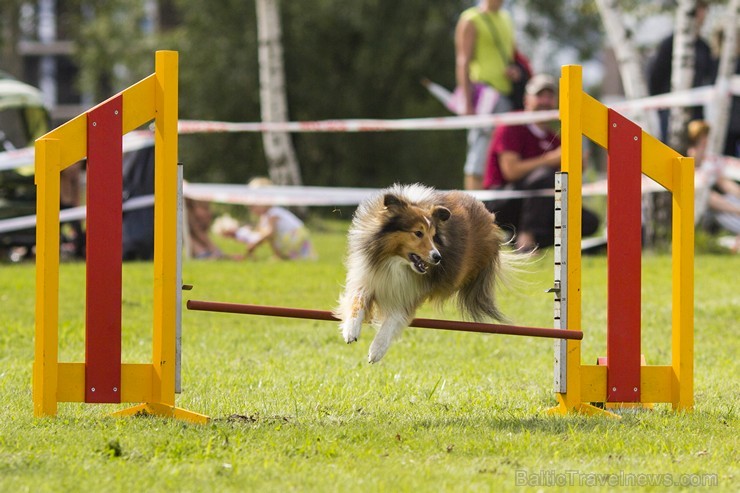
[1, 222, 738, 492]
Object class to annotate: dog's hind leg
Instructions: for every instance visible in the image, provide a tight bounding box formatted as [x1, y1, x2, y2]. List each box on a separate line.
[368, 313, 409, 363]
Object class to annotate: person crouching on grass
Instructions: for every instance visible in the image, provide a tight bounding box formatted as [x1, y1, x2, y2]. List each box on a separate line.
[213, 177, 317, 261]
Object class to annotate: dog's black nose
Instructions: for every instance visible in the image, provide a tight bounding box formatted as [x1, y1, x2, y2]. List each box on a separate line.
[431, 252, 442, 264]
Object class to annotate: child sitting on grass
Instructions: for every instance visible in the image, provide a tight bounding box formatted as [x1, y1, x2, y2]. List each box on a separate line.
[212, 178, 316, 260]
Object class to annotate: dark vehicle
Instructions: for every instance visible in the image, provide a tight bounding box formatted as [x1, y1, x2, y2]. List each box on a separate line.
[0, 72, 157, 262]
[0, 72, 50, 260]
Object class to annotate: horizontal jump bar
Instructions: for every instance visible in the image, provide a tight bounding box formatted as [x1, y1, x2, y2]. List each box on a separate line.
[186, 300, 583, 341]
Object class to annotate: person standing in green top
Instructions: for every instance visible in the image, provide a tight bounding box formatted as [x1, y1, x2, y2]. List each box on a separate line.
[455, 0, 522, 190]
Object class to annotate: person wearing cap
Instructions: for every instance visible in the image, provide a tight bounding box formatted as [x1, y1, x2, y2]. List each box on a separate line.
[483, 74, 599, 252]
[455, 0, 524, 190]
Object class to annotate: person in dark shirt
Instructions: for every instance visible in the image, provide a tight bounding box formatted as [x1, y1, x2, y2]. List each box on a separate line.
[483, 74, 599, 252]
[647, 1, 716, 142]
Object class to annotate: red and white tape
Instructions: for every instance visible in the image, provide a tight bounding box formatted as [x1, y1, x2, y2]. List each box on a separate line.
[176, 77, 739, 134]
[3, 77, 738, 171]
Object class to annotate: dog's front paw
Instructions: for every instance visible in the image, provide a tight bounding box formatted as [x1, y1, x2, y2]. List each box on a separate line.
[341, 316, 363, 344]
[367, 338, 390, 364]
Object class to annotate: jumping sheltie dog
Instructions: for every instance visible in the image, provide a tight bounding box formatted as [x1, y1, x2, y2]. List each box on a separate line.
[335, 183, 506, 363]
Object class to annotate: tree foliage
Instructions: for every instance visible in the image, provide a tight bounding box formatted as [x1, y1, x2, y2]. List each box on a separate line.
[72, 1, 158, 101]
[515, 0, 603, 65]
[167, 0, 264, 184]
[278, 1, 465, 188]
[169, 0, 467, 188]
[20, 0, 606, 188]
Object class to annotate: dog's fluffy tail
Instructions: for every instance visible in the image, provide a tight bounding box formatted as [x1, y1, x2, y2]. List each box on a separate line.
[457, 245, 532, 322]
[457, 254, 505, 322]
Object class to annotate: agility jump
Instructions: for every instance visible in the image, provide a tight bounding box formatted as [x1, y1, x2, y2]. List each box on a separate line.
[185, 66, 694, 416]
[33, 57, 693, 422]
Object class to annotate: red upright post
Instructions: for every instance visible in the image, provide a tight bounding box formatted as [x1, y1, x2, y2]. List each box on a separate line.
[85, 96, 123, 403]
[606, 109, 642, 403]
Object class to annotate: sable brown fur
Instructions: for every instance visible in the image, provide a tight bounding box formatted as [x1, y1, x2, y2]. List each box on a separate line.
[335, 183, 506, 362]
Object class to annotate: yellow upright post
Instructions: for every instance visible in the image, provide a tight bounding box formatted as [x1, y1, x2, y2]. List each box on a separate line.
[33, 110, 88, 417]
[547, 66, 618, 417]
[152, 50, 179, 408]
[113, 51, 207, 423]
[558, 64, 584, 414]
[672, 156, 694, 410]
[33, 138, 61, 418]
[547, 66, 601, 416]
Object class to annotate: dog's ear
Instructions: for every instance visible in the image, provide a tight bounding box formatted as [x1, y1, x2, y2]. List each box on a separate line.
[432, 206, 451, 223]
[383, 193, 407, 210]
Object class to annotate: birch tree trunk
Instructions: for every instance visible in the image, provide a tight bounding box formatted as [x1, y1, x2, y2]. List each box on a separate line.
[707, 0, 739, 157]
[667, 0, 699, 154]
[256, 0, 303, 186]
[594, 0, 658, 135]
[595, 0, 667, 246]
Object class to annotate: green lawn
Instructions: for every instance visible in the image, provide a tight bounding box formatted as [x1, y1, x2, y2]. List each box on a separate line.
[1, 223, 738, 492]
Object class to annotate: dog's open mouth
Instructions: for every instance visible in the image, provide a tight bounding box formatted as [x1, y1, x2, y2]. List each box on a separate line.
[408, 253, 428, 274]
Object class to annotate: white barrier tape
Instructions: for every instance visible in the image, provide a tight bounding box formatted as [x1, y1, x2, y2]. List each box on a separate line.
[183, 183, 556, 207]
[0, 195, 155, 234]
[177, 77, 739, 134]
[0, 179, 660, 235]
[4, 165, 735, 235]
[177, 110, 560, 134]
[605, 80, 736, 113]
[0, 147, 35, 172]
[0, 130, 154, 172]
[183, 178, 668, 207]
